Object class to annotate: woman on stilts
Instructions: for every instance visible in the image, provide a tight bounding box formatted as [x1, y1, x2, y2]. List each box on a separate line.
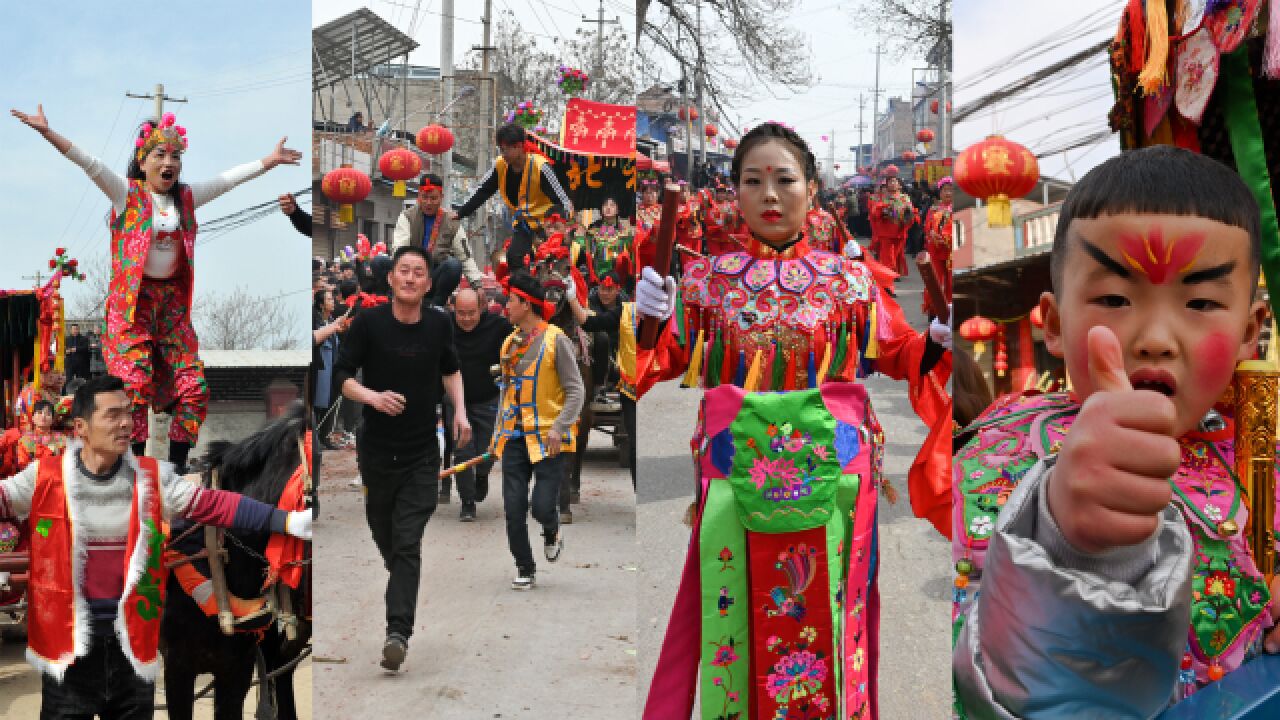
[12, 104, 302, 471]
[636, 122, 952, 719]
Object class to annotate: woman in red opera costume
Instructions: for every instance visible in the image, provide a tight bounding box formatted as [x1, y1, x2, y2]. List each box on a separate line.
[869, 176, 916, 276]
[634, 122, 952, 719]
[12, 104, 302, 471]
[921, 176, 954, 302]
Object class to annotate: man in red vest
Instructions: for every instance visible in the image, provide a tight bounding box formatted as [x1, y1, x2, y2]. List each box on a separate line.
[0, 375, 313, 718]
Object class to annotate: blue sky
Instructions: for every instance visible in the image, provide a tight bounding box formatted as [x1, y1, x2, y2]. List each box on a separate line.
[0, 1, 312, 348]
[954, 0, 1120, 182]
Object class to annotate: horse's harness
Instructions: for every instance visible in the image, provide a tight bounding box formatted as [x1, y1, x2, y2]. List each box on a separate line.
[164, 435, 312, 640]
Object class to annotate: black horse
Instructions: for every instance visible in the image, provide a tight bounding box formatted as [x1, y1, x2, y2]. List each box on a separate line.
[160, 404, 311, 720]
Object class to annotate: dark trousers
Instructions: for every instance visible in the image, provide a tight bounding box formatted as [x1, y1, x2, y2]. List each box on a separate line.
[621, 394, 636, 487]
[507, 226, 536, 275]
[442, 397, 499, 504]
[429, 257, 462, 305]
[40, 632, 153, 720]
[358, 452, 438, 639]
[501, 439, 562, 573]
[314, 404, 338, 445]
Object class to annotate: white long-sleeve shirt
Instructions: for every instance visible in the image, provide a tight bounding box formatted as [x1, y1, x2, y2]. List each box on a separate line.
[64, 144, 266, 278]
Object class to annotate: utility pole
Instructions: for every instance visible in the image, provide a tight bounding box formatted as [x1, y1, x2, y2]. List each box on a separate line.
[695, 0, 706, 172]
[828, 129, 836, 187]
[855, 93, 867, 171]
[126, 83, 187, 122]
[581, 0, 620, 102]
[872, 43, 884, 164]
[472, 0, 498, 255]
[21, 272, 46, 289]
[441, 0, 455, 205]
[938, 0, 951, 158]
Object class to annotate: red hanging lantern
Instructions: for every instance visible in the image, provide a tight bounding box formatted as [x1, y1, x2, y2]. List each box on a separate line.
[677, 106, 699, 122]
[1030, 305, 1044, 329]
[917, 128, 935, 152]
[930, 99, 940, 114]
[724, 138, 738, 150]
[994, 325, 1009, 377]
[955, 135, 1039, 228]
[704, 123, 718, 138]
[322, 165, 372, 224]
[902, 150, 918, 161]
[881, 164, 900, 178]
[378, 147, 422, 197]
[416, 124, 455, 155]
[959, 315, 997, 356]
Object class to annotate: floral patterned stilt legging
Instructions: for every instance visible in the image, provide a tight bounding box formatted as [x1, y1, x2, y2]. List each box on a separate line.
[105, 278, 208, 444]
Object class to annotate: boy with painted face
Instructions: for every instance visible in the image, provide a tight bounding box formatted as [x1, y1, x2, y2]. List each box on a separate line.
[953, 146, 1280, 717]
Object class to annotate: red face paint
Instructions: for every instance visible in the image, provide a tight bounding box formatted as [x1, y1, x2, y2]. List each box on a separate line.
[1118, 227, 1206, 285]
[1195, 331, 1236, 388]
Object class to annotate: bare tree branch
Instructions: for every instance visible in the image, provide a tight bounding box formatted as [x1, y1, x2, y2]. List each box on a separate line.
[192, 287, 301, 351]
[67, 254, 112, 324]
[855, 0, 951, 62]
[639, 0, 815, 117]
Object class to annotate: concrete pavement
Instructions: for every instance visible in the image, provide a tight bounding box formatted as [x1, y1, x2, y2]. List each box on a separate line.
[312, 428, 636, 719]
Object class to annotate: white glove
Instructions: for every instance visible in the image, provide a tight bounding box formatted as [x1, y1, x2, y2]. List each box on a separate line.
[637, 266, 677, 321]
[285, 509, 313, 540]
[929, 309, 952, 351]
[563, 277, 577, 306]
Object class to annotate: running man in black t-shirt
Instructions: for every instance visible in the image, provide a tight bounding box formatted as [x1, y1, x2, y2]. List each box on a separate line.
[333, 245, 471, 673]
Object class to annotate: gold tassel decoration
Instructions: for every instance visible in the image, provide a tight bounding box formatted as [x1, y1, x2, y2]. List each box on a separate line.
[1137, 0, 1170, 95]
[54, 302, 65, 374]
[864, 301, 880, 360]
[681, 328, 706, 388]
[818, 339, 833, 381]
[743, 348, 765, 392]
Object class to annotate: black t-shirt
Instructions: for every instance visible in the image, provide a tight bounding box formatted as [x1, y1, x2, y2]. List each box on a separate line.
[451, 310, 513, 403]
[333, 303, 459, 465]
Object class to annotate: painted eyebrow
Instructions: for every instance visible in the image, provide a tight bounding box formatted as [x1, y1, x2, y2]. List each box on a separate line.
[1182, 260, 1236, 285]
[1081, 240, 1130, 278]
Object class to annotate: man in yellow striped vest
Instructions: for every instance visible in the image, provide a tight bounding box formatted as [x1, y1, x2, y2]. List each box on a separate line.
[493, 271, 584, 590]
[451, 124, 573, 275]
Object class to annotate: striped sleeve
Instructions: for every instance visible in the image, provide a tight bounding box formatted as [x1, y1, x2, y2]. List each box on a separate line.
[541, 162, 572, 213]
[159, 465, 287, 533]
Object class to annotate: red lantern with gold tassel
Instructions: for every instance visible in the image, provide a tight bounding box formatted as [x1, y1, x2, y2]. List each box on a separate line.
[322, 166, 372, 224]
[955, 135, 1039, 228]
[704, 123, 718, 138]
[378, 147, 422, 198]
[903, 150, 918, 162]
[995, 323, 1009, 377]
[959, 315, 997, 356]
[917, 127, 935, 151]
[416, 124, 455, 155]
[724, 138, 738, 150]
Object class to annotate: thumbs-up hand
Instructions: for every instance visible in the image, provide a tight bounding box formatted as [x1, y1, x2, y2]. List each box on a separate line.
[1046, 326, 1182, 554]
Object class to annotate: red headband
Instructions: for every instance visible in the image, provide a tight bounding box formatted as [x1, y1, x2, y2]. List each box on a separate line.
[419, 181, 441, 196]
[545, 213, 565, 224]
[510, 286, 553, 320]
[522, 139, 553, 166]
[600, 275, 619, 289]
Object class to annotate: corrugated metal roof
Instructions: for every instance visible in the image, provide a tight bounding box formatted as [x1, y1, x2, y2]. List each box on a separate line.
[200, 350, 310, 368]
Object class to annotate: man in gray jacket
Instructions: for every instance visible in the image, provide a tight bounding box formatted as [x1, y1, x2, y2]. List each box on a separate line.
[392, 172, 485, 304]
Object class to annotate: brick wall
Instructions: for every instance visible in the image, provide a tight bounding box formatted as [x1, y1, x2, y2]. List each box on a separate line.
[206, 366, 306, 404]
